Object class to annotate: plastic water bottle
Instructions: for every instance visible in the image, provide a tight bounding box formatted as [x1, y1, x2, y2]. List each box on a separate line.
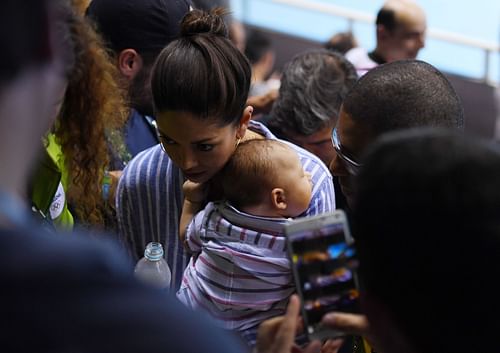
[134, 242, 171, 290]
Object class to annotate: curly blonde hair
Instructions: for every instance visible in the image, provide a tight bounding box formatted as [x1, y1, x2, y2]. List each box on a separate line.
[72, 0, 91, 14]
[54, 0, 128, 227]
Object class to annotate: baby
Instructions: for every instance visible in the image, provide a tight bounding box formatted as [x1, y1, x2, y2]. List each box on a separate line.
[177, 139, 312, 345]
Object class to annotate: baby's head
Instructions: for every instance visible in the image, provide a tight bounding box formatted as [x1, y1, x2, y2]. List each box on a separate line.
[221, 139, 312, 218]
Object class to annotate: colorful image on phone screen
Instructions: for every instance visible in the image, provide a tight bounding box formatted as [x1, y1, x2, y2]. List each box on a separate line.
[289, 222, 360, 337]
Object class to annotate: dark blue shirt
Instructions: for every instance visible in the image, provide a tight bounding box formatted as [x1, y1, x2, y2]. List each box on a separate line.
[0, 223, 247, 352]
[125, 109, 158, 157]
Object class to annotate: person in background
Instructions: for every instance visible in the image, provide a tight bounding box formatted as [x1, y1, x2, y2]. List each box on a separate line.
[86, 0, 191, 168]
[116, 8, 335, 290]
[338, 128, 500, 353]
[263, 50, 357, 210]
[30, 0, 127, 230]
[345, 0, 426, 76]
[245, 29, 280, 97]
[324, 31, 358, 55]
[330, 60, 464, 208]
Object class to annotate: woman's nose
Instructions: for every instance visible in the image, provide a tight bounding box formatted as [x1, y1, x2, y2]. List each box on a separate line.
[179, 150, 198, 170]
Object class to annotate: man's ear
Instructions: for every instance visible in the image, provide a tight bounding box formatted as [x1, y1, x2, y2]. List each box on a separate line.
[117, 48, 143, 80]
[271, 188, 287, 210]
[236, 105, 253, 139]
[376, 25, 391, 41]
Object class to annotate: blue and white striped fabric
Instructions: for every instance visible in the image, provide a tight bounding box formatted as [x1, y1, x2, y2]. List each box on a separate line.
[116, 121, 335, 290]
[177, 201, 294, 345]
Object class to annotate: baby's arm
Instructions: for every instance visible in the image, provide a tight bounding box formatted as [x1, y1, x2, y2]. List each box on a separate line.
[179, 181, 207, 248]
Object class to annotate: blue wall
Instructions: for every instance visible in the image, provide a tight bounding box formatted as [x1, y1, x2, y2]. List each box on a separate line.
[231, 0, 500, 84]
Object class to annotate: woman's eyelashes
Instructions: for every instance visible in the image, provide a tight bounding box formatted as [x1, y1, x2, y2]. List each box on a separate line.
[159, 135, 176, 145]
[197, 143, 215, 152]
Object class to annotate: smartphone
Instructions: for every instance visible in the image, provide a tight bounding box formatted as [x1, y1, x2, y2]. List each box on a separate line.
[285, 210, 360, 341]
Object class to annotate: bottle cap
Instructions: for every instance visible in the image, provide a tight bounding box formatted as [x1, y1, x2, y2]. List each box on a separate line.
[144, 242, 164, 261]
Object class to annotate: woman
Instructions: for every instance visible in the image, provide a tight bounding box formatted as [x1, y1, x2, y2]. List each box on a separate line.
[116, 8, 334, 296]
[30, 0, 127, 230]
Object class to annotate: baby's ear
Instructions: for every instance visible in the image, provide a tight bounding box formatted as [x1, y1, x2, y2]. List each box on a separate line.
[271, 188, 287, 210]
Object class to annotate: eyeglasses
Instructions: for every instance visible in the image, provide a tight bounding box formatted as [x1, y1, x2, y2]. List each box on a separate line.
[331, 127, 362, 175]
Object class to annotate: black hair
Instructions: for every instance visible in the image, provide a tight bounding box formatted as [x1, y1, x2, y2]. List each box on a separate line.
[244, 30, 272, 64]
[354, 128, 500, 353]
[268, 49, 357, 137]
[0, 0, 53, 83]
[376, 7, 397, 32]
[151, 8, 251, 126]
[342, 60, 464, 135]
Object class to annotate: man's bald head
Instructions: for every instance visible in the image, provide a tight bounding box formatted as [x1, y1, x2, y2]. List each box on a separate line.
[375, 0, 426, 62]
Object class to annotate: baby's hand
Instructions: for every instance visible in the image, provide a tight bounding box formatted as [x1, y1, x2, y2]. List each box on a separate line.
[183, 180, 207, 203]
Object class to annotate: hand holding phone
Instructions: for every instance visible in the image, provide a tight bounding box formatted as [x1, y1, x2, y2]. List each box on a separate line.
[285, 210, 360, 341]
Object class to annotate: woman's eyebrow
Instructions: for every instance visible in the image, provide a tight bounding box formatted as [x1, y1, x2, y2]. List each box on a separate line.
[191, 137, 217, 144]
[157, 128, 217, 145]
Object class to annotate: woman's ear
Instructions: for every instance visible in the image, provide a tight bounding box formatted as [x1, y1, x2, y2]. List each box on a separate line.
[271, 188, 287, 211]
[236, 106, 254, 139]
[117, 48, 143, 81]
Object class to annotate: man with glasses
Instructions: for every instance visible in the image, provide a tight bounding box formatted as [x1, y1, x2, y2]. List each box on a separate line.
[330, 60, 464, 208]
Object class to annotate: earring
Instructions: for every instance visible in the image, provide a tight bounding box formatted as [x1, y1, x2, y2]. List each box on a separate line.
[235, 136, 242, 148]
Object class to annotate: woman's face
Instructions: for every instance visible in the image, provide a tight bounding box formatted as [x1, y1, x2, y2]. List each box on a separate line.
[156, 110, 247, 183]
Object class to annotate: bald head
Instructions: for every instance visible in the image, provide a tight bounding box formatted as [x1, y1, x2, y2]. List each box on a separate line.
[375, 0, 426, 62]
[381, 0, 426, 28]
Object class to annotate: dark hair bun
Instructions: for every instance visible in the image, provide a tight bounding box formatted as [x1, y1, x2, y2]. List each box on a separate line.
[180, 8, 228, 38]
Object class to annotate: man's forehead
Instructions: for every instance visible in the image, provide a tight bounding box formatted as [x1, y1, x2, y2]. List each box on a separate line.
[394, 4, 426, 31]
[287, 124, 334, 145]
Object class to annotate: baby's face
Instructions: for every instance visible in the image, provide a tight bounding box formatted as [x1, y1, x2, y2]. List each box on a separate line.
[277, 146, 313, 217]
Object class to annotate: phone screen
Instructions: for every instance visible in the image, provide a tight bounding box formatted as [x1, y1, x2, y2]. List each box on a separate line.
[286, 214, 360, 340]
